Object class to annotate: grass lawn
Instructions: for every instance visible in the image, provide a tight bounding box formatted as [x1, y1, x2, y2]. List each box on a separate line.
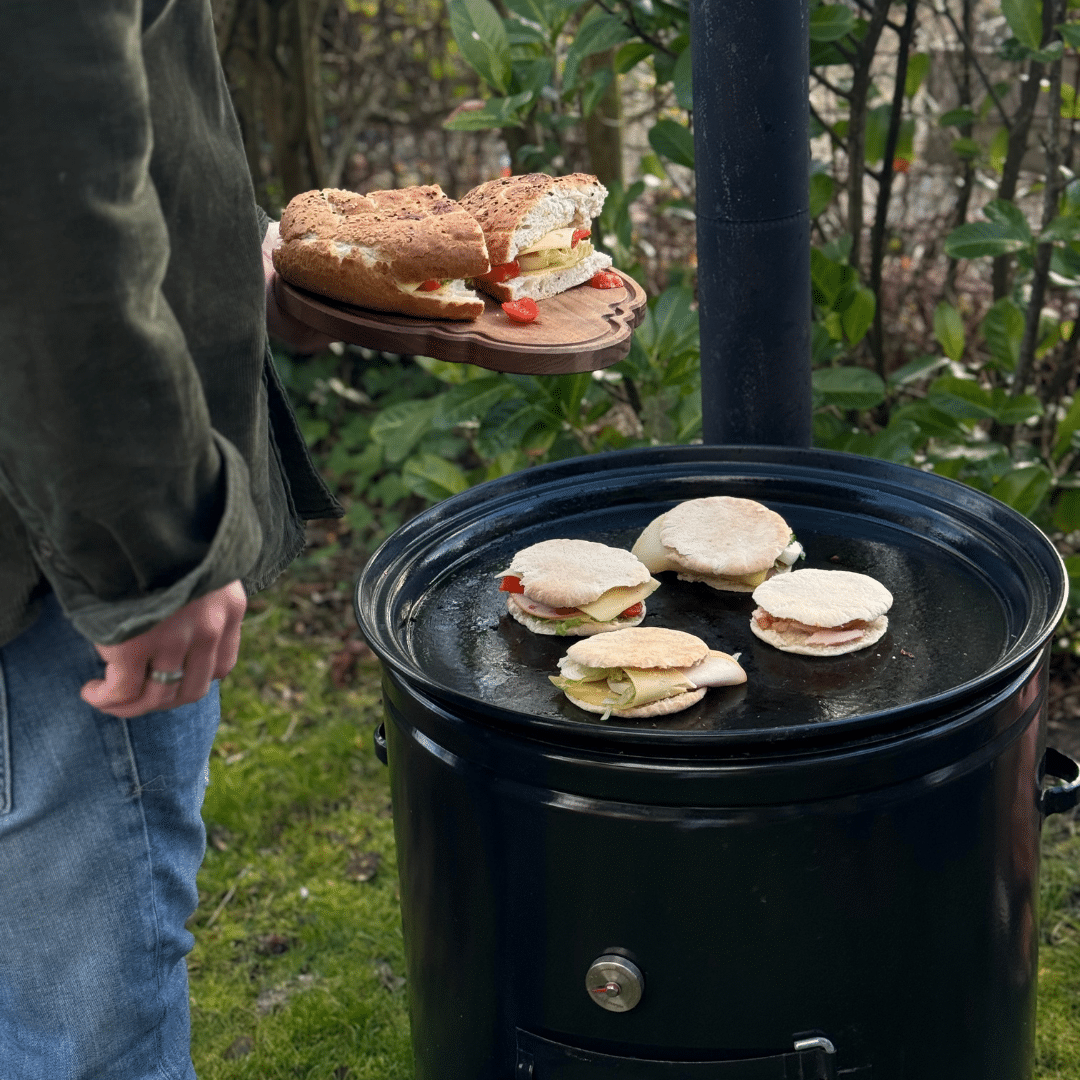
[189, 573, 1080, 1079]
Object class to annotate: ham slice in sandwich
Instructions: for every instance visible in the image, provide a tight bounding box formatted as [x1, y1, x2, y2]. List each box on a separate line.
[459, 172, 614, 302]
[632, 496, 803, 593]
[750, 568, 894, 657]
[550, 626, 746, 719]
[498, 538, 660, 637]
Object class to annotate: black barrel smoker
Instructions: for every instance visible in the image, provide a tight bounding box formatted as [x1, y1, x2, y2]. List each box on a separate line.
[354, 2, 1080, 1077]
[356, 446, 1079, 1080]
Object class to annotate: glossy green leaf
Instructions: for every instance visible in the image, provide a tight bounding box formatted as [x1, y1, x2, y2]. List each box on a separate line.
[1003, 0, 1044, 49]
[927, 375, 995, 420]
[1053, 393, 1080, 459]
[982, 297, 1025, 370]
[934, 301, 965, 363]
[447, 0, 513, 94]
[809, 3, 856, 41]
[841, 286, 876, 345]
[672, 46, 693, 110]
[989, 126, 1010, 174]
[435, 379, 515, 427]
[989, 389, 1043, 425]
[810, 247, 857, 307]
[812, 366, 886, 410]
[370, 399, 440, 463]
[1053, 489, 1080, 531]
[887, 354, 947, 388]
[951, 137, 981, 160]
[905, 53, 930, 97]
[809, 172, 835, 218]
[991, 464, 1052, 518]
[939, 107, 978, 128]
[1040, 215, 1080, 243]
[890, 400, 966, 438]
[1060, 23, 1080, 47]
[614, 42, 654, 74]
[864, 103, 891, 165]
[944, 222, 1030, 259]
[402, 453, 471, 501]
[442, 91, 535, 130]
[983, 199, 1033, 238]
[563, 12, 635, 91]
[648, 118, 695, 169]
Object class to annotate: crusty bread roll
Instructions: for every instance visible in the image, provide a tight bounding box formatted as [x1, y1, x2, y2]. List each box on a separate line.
[272, 186, 490, 320]
[459, 173, 614, 302]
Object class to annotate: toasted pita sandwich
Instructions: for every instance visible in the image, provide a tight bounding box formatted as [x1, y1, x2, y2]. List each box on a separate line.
[550, 626, 746, 719]
[459, 173, 614, 302]
[750, 569, 893, 656]
[631, 497, 803, 593]
[498, 538, 660, 636]
[272, 185, 491, 320]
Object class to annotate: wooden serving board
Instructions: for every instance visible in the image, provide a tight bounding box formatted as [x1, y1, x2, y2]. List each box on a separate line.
[274, 270, 648, 374]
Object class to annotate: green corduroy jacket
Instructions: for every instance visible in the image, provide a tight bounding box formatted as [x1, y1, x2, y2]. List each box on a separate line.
[0, 0, 342, 648]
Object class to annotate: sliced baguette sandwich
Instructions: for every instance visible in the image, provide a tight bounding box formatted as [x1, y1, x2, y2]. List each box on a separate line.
[498, 538, 659, 636]
[632, 496, 803, 593]
[750, 568, 893, 656]
[272, 185, 491, 320]
[550, 626, 746, 719]
[459, 172, 614, 302]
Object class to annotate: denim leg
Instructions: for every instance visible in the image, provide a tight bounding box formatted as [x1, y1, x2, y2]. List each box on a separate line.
[0, 592, 219, 1080]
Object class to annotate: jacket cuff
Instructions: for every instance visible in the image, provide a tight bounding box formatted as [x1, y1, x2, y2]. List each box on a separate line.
[42, 433, 263, 645]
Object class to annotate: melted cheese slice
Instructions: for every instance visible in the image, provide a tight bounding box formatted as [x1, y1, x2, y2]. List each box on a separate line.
[630, 515, 676, 573]
[575, 578, 659, 622]
[520, 227, 579, 254]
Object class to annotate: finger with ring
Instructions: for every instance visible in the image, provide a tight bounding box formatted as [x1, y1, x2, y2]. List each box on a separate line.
[149, 668, 186, 684]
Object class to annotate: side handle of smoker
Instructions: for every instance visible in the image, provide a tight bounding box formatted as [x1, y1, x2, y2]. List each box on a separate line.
[374, 722, 388, 766]
[1042, 746, 1080, 816]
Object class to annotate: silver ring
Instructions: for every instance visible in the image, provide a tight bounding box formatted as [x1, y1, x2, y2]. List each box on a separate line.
[148, 668, 185, 684]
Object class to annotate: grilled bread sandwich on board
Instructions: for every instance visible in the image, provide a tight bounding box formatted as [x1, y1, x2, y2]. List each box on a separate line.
[459, 172, 614, 302]
[272, 185, 491, 320]
[631, 496, 804, 593]
[551, 627, 746, 720]
[750, 568, 894, 656]
[498, 539, 660, 636]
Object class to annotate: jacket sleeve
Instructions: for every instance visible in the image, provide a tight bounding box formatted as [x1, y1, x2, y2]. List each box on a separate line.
[0, 0, 263, 645]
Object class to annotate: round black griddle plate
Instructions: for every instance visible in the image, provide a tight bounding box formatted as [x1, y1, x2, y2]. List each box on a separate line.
[356, 447, 1067, 749]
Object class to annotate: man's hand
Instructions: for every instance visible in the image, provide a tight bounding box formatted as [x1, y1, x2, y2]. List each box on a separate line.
[263, 219, 339, 354]
[80, 580, 248, 718]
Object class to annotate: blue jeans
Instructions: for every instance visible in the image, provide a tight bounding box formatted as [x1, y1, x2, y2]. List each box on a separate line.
[0, 591, 218, 1080]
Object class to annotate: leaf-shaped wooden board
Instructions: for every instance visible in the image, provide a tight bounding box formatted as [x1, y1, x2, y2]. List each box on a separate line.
[274, 270, 648, 374]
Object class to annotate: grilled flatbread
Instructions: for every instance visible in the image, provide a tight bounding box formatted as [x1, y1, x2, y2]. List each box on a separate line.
[750, 569, 893, 656]
[460, 173, 613, 302]
[632, 497, 803, 593]
[550, 626, 746, 718]
[272, 185, 490, 320]
[499, 538, 659, 636]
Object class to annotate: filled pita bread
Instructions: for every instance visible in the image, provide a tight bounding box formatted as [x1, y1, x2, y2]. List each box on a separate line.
[632, 497, 802, 592]
[551, 627, 746, 719]
[750, 568, 893, 656]
[500, 539, 659, 636]
[273, 185, 490, 319]
[459, 173, 614, 302]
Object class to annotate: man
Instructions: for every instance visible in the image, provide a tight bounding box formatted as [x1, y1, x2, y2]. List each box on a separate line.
[0, 2, 342, 1077]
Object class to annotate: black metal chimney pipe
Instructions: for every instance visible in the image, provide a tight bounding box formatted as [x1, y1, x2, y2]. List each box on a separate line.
[690, 0, 812, 447]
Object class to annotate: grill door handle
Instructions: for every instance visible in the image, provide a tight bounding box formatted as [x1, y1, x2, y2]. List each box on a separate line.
[516, 1028, 836, 1078]
[1042, 746, 1080, 816]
